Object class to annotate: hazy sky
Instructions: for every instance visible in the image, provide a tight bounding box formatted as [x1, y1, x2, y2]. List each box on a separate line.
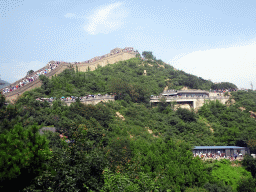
[1, 0, 256, 89]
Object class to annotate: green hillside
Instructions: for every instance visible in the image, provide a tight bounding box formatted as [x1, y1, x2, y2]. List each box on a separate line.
[0, 55, 255, 191]
[16, 57, 236, 100]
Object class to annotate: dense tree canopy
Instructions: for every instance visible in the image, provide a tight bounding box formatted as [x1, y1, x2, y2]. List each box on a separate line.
[1, 55, 255, 191]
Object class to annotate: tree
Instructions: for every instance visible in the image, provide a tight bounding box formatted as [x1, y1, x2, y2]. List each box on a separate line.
[176, 107, 197, 122]
[130, 139, 209, 191]
[157, 96, 168, 112]
[209, 159, 252, 191]
[39, 75, 52, 95]
[27, 70, 34, 76]
[23, 121, 107, 191]
[237, 177, 256, 192]
[0, 91, 6, 109]
[135, 51, 141, 59]
[211, 82, 237, 90]
[142, 51, 154, 60]
[247, 139, 256, 154]
[242, 154, 256, 178]
[0, 123, 52, 191]
[109, 78, 130, 101]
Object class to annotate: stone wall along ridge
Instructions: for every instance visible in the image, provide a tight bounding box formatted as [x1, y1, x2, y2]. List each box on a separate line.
[2, 48, 137, 101]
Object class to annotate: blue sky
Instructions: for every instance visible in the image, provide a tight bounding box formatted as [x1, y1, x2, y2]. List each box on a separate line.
[1, 0, 256, 89]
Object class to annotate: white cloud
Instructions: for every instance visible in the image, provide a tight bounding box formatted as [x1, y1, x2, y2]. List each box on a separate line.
[169, 42, 256, 89]
[84, 2, 128, 35]
[64, 13, 76, 18]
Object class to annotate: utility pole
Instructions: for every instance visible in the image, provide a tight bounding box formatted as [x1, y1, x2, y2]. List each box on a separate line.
[251, 81, 253, 91]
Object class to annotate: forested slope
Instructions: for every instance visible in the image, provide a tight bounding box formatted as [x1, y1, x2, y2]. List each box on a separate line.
[0, 56, 255, 191]
[16, 57, 236, 101]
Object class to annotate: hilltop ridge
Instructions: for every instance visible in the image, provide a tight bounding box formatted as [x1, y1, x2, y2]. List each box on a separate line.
[2, 48, 238, 105]
[14, 52, 237, 106]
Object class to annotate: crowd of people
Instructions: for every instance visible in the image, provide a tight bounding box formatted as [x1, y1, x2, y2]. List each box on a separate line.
[194, 152, 242, 161]
[1, 62, 60, 94]
[35, 94, 114, 102]
[209, 89, 237, 93]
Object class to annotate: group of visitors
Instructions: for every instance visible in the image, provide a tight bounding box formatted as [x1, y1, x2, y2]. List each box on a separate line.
[194, 152, 242, 160]
[152, 94, 209, 99]
[35, 94, 113, 102]
[210, 89, 237, 93]
[1, 62, 60, 94]
[178, 94, 208, 98]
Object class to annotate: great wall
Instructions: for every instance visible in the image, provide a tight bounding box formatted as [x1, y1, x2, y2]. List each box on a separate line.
[1, 47, 232, 110]
[2, 47, 137, 103]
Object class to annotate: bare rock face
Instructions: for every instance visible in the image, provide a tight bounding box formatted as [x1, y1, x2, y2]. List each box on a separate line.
[174, 104, 192, 111]
[226, 98, 236, 106]
[158, 64, 165, 68]
[116, 112, 125, 121]
[239, 107, 246, 111]
[181, 87, 189, 90]
[179, 104, 191, 110]
[249, 111, 256, 119]
[145, 127, 158, 138]
[164, 85, 168, 91]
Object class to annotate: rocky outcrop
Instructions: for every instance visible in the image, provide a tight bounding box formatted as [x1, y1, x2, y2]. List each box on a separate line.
[249, 111, 256, 119]
[173, 104, 192, 111]
[239, 107, 246, 111]
[116, 112, 125, 121]
[145, 127, 158, 138]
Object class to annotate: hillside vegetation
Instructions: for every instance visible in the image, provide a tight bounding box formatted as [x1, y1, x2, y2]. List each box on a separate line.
[0, 55, 255, 191]
[14, 57, 236, 101]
